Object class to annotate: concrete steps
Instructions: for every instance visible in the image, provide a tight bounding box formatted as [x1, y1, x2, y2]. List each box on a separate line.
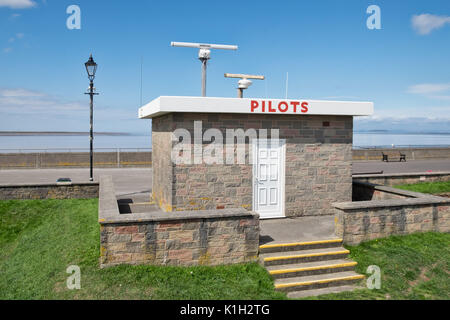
[261, 247, 350, 266]
[286, 285, 363, 298]
[260, 239, 364, 298]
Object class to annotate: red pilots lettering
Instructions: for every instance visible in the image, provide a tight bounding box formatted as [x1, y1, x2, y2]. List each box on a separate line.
[250, 100, 309, 114]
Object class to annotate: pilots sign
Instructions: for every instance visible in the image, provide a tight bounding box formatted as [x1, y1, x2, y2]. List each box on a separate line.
[250, 100, 309, 114]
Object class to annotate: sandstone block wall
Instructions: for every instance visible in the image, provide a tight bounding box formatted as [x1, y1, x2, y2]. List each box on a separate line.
[99, 213, 259, 267]
[335, 203, 450, 245]
[152, 113, 353, 217]
[335, 183, 450, 245]
[0, 183, 99, 200]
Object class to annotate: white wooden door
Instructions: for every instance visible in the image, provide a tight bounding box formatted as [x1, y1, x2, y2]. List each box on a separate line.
[252, 139, 285, 219]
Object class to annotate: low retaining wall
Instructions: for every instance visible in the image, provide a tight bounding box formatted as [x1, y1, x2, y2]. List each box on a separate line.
[334, 182, 450, 245]
[352, 181, 416, 201]
[352, 147, 450, 161]
[354, 171, 450, 187]
[0, 182, 99, 200]
[0, 151, 152, 169]
[99, 176, 259, 268]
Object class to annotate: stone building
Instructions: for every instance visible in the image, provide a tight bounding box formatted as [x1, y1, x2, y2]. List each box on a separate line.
[139, 96, 373, 218]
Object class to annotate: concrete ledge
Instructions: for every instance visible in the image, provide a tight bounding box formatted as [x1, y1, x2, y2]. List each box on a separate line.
[353, 171, 450, 186]
[334, 197, 450, 210]
[101, 208, 257, 224]
[0, 182, 99, 200]
[343, 181, 450, 210]
[99, 175, 120, 220]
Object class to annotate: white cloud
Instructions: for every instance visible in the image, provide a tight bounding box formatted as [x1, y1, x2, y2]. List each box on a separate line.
[320, 95, 360, 100]
[429, 95, 450, 101]
[0, 88, 44, 97]
[356, 106, 450, 121]
[407, 83, 450, 94]
[412, 14, 450, 35]
[0, 88, 86, 115]
[16, 33, 24, 39]
[3, 47, 12, 53]
[0, 0, 36, 9]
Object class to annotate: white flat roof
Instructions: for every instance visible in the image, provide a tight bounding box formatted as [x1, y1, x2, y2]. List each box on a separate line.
[138, 96, 373, 119]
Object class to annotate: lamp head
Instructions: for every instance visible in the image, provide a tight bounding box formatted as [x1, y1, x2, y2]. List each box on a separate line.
[85, 54, 97, 81]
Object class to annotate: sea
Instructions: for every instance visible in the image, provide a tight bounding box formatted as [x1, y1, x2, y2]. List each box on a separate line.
[0, 132, 449, 152]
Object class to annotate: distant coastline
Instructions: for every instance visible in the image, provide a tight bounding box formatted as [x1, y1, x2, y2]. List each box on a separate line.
[0, 131, 132, 136]
[354, 130, 450, 135]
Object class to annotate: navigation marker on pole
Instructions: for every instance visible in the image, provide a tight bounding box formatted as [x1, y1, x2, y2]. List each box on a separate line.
[170, 42, 238, 97]
[224, 73, 265, 98]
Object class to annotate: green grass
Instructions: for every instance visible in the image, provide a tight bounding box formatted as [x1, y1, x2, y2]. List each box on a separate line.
[1, 199, 449, 300]
[0, 199, 284, 300]
[394, 181, 450, 195]
[305, 232, 450, 300]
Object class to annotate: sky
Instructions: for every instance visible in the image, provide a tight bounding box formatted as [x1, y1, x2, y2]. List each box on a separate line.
[0, 0, 449, 134]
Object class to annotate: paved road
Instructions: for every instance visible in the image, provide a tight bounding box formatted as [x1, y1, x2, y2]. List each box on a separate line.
[0, 159, 448, 197]
[353, 159, 450, 175]
[0, 168, 153, 199]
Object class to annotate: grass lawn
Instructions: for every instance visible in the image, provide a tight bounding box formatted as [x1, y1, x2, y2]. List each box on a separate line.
[393, 181, 450, 195]
[307, 232, 450, 300]
[0, 199, 449, 300]
[0, 199, 284, 300]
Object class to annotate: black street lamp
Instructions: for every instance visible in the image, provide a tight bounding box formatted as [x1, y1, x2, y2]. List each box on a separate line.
[84, 54, 98, 182]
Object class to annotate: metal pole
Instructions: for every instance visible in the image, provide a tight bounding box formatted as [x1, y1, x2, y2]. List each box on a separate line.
[201, 58, 207, 97]
[89, 80, 94, 181]
[117, 148, 120, 168]
[237, 88, 243, 98]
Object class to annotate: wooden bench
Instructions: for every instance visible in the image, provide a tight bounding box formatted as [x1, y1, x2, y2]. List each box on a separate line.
[382, 152, 406, 162]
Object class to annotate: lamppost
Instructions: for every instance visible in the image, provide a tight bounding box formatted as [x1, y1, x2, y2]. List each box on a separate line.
[84, 54, 98, 182]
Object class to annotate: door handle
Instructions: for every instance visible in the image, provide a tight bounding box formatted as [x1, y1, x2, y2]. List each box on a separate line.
[255, 178, 264, 185]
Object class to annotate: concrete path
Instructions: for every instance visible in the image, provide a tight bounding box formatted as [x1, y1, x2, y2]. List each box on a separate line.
[353, 159, 450, 175]
[0, 159, 448, 201]
[0, 168, 153, 199]
[259, 216, 337, 245]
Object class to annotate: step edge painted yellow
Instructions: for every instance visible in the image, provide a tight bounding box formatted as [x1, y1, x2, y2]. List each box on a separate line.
[259, 239, 343, 249]
[264, 249, 350, 262]
[269, 262, 357, 275]
[275, 274, 365, 289]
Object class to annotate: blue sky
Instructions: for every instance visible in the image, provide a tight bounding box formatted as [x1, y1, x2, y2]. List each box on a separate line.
[0, 0, 449, 134]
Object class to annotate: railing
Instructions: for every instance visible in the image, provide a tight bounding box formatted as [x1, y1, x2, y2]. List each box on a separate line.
[352, 145, 450, 150]
[0, 148, 152, 169]
[0, 147, 151, 154]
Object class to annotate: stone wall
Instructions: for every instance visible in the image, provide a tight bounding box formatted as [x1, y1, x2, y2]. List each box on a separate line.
[100, 214, 259, 267]
[99, 175, 259, 268]
[152, 113, 353, 217]
[352, 147, 450, 161]
[334, 184, 450, 245]
[0, 183, 99, 200]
